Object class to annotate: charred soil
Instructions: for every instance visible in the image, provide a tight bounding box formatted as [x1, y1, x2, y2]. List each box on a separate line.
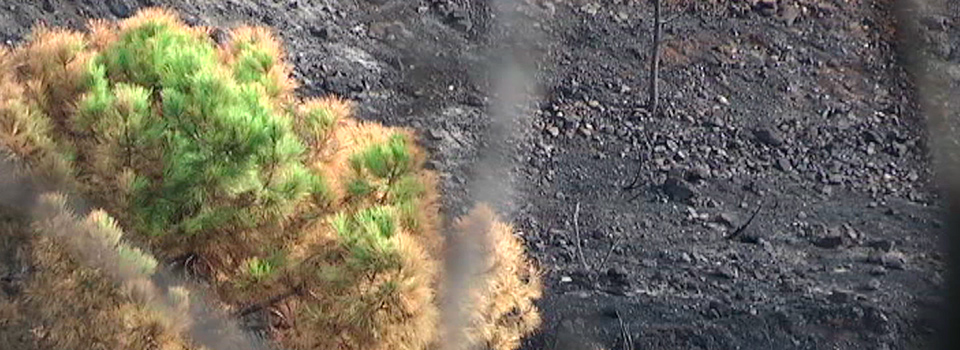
[1, 0, 956, 349]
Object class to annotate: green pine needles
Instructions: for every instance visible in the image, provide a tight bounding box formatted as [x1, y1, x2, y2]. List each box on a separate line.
[349, 134, 414, 183]
[70, 17, 325, 236]
[331, 206, 401, 272]
[347, 134, 425, 230]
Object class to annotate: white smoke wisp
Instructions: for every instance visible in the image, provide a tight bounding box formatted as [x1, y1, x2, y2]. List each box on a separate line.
[437, 1, 545, 349]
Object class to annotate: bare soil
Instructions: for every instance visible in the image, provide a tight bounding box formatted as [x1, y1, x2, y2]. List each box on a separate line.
[1, 0, 956, 349]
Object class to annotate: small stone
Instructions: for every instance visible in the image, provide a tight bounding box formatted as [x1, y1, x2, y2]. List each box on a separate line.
[706, 222, 726, 231]
[756, 0, 777, 11]
[680, 252, 693, 263]
[859, 279, 881, 292]
[776, 157, 793, 172]
[828, 289, 854, 303]
[685, 164, 711, 182]
[666, 139, 679, 151]
[716, 212, 738, 227]
[716, 95, 730, 105]
[867, 240, 895, 252]
[428, 128, 445, 140]
[887, 142, 908, 157]
[865, 307, 890, 334]
[638, 259, 658, 270]
[546, 126, 560, 137]
[821, 185, 833, 196]
[779, 2, 800, 25]
[867, 251, 907, 270]
[606, 267, 629, 286]
[813, 235, 844, 249]
[209, 27, 231, 46]
[42, 0, 55, 13]
[869, 265, 888, 276]
[310, 25, 333, 39]
[754, 127, 785, 147]
[740, 234, 765, 245]
[883, 255, 906, 270]
[711, 266, 738, 279]
[555, 191, 566, 200]
[560, 276, 573, 283]
[106, 0, 132, 18]
[827, 173, 844, 184]
[662, 177, 697, 203]
[907, 171, 920, 182]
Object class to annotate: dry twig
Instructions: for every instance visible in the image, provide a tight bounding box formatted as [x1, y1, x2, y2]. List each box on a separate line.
[616, 309, 634, 350]
[573, 201, 589, 272]
[596, 233, 622, 273]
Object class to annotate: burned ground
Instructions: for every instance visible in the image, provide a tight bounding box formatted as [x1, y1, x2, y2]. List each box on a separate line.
[1, 0, 956, 349]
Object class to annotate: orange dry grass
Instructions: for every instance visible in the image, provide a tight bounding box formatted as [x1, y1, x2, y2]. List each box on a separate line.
[443, 204, 542, 350]
[8, 24, 93, 123]
[117, 7, 181, 33]
[0, 49, 76, 188]
[0, 220, 196, 350]
[86, 19, 119, 51]
[303, 96, 353, 122]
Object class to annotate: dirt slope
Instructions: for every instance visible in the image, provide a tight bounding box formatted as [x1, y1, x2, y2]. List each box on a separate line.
[0, 0, 954, 349]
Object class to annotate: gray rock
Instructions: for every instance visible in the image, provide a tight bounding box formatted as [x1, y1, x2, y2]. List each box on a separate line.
[869, 265, 888, 276]
[776, 157, 793, 172]
[579, 127, 593, 137]
[858, 279, 881, 292]
[716, 212, 739, 227]
[209, 27, 230, 46]
[867, 239, 895, 252]
[828, 289, 854, 303]
[662, 177, 697, 203]
[754, 127, 785, 147]
[685, 164, 711, 182]
[428, 128, 445, 140]
[865, 307, 891, 334]
[310, 25, 334, 39]
[106, 0, 132, 18]
[867, 251, 907, 270]
[546, 125, 560, 137]
[716, 95, 730, 105]
[710, 266, 738, 279]
[606, 267, 630, 286]
[813, 235, 844, 249]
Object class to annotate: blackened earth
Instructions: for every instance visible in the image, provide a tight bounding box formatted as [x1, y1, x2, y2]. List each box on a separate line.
[1, 0, 957, 349]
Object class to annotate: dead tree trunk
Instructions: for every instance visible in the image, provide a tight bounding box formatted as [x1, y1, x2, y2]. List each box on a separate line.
[649, 0, 662, 116]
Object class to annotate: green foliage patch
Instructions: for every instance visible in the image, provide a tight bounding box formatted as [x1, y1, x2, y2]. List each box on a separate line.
[331, 206, 401, 272]
[69, 18, 327, 236]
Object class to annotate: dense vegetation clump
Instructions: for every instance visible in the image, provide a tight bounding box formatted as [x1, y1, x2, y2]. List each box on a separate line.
[0, 7, 540, 350]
